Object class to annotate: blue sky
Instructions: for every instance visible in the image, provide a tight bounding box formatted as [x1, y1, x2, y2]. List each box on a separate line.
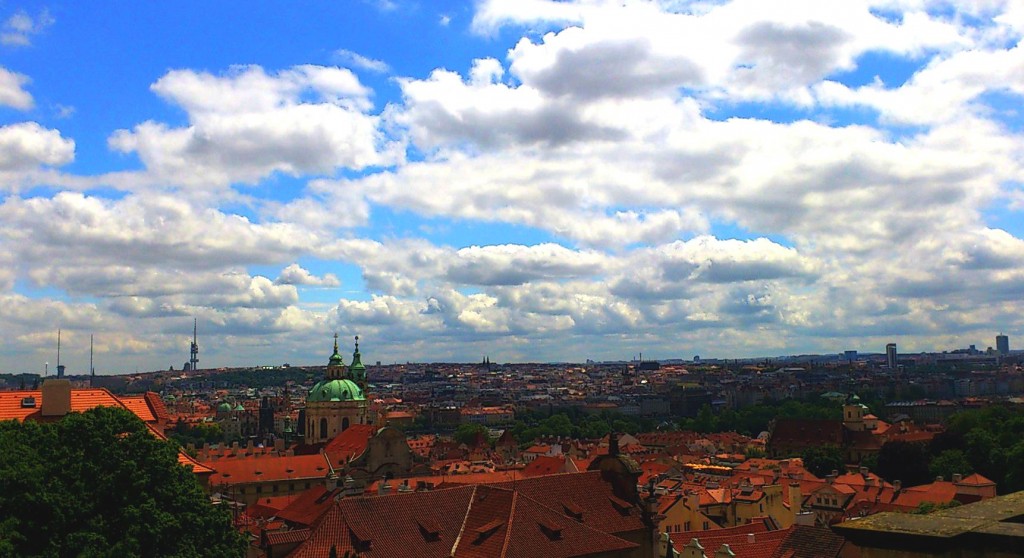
[1, 0, 1023, 373]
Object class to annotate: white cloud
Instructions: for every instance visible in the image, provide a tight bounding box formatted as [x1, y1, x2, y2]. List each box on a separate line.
[108, 65, 401, 188]
[0, 66, 32, 109]
[1, 9, 54, 47]
[0, 122, 74, 172]
[334, 49, 390, 73]
[275, 264, 341, 287]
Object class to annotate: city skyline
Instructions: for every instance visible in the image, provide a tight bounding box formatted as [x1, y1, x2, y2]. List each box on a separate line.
[2, 1, 1023, 373]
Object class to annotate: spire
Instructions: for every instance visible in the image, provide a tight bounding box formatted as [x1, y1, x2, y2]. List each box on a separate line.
[328, 332, 345, 372]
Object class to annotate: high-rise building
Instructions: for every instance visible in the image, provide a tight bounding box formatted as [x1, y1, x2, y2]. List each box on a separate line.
[886, 343, 897, 369]
[997, 334, 1009, 355]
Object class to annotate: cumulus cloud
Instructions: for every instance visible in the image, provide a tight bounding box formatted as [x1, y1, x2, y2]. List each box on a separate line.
[275, 264, 341, 287]
[108, 65, 401, 188]
[0, 67, 32, 109]
[0, 122, 74, 173]
[7, 0, 1024, 370]
[1, 9, 54, 47]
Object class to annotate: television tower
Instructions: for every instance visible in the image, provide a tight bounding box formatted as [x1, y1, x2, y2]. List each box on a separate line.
[189, 318, 199, 371]
[90, 334, 95, 378]
[56, 329, 65, 378]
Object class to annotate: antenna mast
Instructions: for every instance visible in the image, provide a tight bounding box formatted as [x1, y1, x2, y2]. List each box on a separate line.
[189, 318, 199, 371]
[90, 334, 95, 377]
[56, 329, 64, 378]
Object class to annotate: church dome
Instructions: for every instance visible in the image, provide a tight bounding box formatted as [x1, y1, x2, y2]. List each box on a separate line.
[307, 378, 365, 403]
[217, 402, 232, 412]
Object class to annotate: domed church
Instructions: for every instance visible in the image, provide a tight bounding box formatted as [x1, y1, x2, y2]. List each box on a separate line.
[305, 334, 369, 443]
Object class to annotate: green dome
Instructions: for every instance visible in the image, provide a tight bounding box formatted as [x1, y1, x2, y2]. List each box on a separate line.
[217, 402, 232, 412]
[308, 378, 365, 402]
[234, 404, 245, 412]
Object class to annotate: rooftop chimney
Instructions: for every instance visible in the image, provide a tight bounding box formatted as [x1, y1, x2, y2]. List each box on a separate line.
[747, 533, 755, 543]
[41, 379, 72, 417]
[953, 473, 963, 483]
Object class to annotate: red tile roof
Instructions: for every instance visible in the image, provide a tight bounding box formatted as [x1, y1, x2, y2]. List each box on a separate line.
[769, 525, 846, 558]
[208, 453, 332, 486]
[489, 471, 646, 536]
[0, 388, 136, 422]
[275, 485, 341, 527]
[287, 483, 639, 558]
[521, 455, 571, 478]
[323, 424, 376, 463]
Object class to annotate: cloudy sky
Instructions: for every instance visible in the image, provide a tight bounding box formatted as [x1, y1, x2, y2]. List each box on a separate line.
[2, 1, 1023, 374]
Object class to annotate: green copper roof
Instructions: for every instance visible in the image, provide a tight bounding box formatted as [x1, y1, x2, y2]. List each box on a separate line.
[307, 378, 365, 402]
[328, 333, 345, 366]
[350, 335, 365, 373]
[217, 402, 232, 412]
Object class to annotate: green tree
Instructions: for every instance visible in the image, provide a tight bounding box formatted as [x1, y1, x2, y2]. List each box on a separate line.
[0, 407, 246, 557]
[929, 450, 973, 481]
[453, 422, 490, 446]
[875, 441, 931, 486]
[802, 446, 845, 478]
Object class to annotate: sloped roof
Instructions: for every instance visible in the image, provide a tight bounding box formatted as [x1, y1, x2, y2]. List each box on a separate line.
[287, 483, 639, 558]
[770, 419, 844, 448]
[275, 485, 341, 527]
[0, 388, 135, 422]
[769, 525, 846, 558]
[521, 455, 568, 478]
[209, 453, 331, 485]
[288, 486, 475, 558]
[322, 423, 376, 463]
[490, 471, 645, 536]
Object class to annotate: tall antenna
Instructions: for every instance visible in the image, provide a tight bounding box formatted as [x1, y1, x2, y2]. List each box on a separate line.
[90, 334, 95, 378]
[189, 318, 199, 371]
[56, 329, 64, 378]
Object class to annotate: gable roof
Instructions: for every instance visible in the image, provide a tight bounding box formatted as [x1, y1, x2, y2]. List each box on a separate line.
[323, 423, 376, 462]
[287, 483, 639, 558]
[489, 471, 646, 535]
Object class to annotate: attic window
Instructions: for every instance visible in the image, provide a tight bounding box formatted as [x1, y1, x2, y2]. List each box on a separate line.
[20, 397, 36, 408]
[539, 519, 564, 541]
[609, 495, 634, 512]
[473, 518, 505, 543]
[417, 518, 442, 541]
[348, 526, 372, 552]
[561, 500, 584, 520]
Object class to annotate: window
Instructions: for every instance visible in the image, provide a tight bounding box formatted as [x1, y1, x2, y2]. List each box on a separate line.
[256, 486, 263, 494]
[342, 417, 350, 431]
[320, 418, 328, 439]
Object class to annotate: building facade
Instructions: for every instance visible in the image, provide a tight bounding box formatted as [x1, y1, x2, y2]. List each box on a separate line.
[304, 335, 369, 443]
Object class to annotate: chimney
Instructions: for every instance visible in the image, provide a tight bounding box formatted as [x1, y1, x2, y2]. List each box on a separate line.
[893, 480, 902, 492]
[953, 473, 962, 483]
[859, 466, 868, 477]
[41, 379, 72, 417]
[378, 481, 391, 495]
[935, 475, 944, 482]
[747, 533, 755, 543]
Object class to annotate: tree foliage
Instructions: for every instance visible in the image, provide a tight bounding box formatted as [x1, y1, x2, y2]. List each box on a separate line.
[875, 441, 932, 487]
[0, 407, 246, 557]
[802, 446, 846, 478]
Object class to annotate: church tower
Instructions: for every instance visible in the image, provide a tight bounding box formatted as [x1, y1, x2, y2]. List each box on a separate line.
[843, 394, 867, 432]
[349, 335, 367, 393]
[304, 334, 368, 443]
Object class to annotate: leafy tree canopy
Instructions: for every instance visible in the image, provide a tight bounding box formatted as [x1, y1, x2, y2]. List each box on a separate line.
[0, 407, 246, 558]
